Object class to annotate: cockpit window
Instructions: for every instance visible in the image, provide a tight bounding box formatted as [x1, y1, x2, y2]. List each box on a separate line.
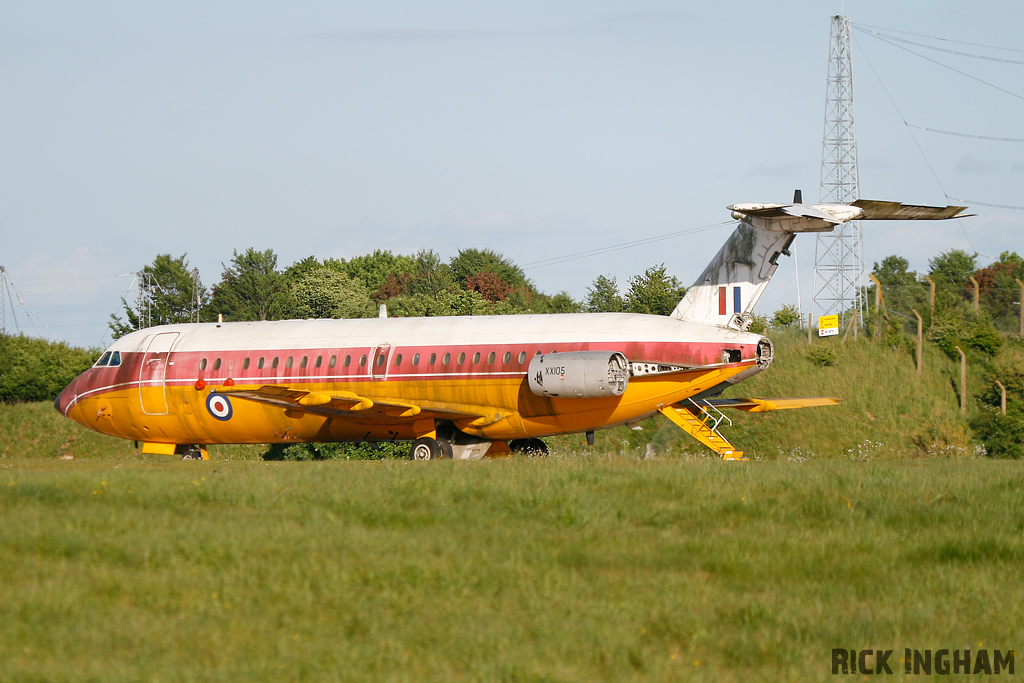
[94, 350, 122, 368]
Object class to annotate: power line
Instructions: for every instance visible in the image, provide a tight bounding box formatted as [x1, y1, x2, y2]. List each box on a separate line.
[853, 23, 1024, 56]
[947, 197, 1024, 211]
[521, 221, 732, 270]
[906, 124, 1024, 143]
[853, 25, 1024, 102]
[853, 25, 1024, 65]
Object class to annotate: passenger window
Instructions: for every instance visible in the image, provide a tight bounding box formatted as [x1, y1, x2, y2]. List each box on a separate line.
[376, 354, 386, 368]
[213, 358, 221, 371]
[199, 358, 207, 371]
[457, 352, 466, 365]
[503, 351, 511, 364]
[488, 352, 495, 365]
[109, 351, 121, 367]
[272, 357, 280, 369]
[300, 356, 308, 369]
[518, 352, 527, 364]
[359, 355, 367, 367]
[429, 353, 437, 365]
[243, 358, 250, 370]
[344, 355, 351, 368]
[258, 357, 265, 369]
[472, 352, 481, 364]
[286, 356, 293, 369]
[394, 353, 403, 366]
[315, 356, 322, 368]
[329, 355, 337, 368]
[412, 353, 420, 366]
[442, 352, 451, 366]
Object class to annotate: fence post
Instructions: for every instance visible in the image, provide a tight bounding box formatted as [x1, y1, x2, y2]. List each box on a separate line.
[913, 309, 923, 377]
[1017, 278, 1024, 337]
[869, 273, 883, 341]
[969, 276, 980, 313]
[996, 380, 1007, 416]
[955, 345, 967, 413]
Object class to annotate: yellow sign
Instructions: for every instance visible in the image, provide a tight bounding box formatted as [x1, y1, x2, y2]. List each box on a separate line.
[818, 314, 839, 337]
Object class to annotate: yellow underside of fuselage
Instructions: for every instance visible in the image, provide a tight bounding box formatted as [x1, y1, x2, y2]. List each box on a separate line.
[66, 364, 751, 446]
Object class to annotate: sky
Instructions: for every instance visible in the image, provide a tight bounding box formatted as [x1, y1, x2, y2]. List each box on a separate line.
[1, 0, 1022, 348]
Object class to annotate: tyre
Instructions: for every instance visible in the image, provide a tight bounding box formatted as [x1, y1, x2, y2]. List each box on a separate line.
[409, 437, 452, 460]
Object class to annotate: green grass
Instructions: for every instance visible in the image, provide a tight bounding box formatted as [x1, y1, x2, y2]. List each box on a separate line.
[2, 454, 1023, 681]
[1, 336, 1019, 680]
[578, 329, 987, 461]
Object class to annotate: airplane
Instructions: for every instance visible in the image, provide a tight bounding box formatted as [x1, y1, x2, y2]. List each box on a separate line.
[55, 197, 968, 461]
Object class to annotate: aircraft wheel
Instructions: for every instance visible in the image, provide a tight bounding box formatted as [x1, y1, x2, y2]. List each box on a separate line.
[409, 437, 452, 461]
[179, 445, 205, 460]
[508, 438, 548, 457]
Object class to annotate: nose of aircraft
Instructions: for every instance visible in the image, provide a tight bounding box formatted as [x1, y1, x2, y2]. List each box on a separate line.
[54, 376, 78, 416]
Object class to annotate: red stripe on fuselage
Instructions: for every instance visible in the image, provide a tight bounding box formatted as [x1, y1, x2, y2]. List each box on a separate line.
[76, 338, 755, 394]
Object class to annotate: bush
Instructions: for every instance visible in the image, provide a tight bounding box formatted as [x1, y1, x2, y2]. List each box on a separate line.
[264, 441, 408, 461]
[0, 334, 97, 403]
[807, 343, 838, 368]
[970, 407, 1024, 459]
[771, 304, 802, 329]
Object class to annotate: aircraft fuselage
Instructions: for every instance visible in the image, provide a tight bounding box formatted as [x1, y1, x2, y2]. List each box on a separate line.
[56, 312, 769, 449]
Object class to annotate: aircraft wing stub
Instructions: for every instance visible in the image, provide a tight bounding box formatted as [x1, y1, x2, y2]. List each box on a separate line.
[705, 397, 841, 412]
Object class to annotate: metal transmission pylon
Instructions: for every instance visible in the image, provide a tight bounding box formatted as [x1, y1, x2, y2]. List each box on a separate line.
[812, 15, 865, 325]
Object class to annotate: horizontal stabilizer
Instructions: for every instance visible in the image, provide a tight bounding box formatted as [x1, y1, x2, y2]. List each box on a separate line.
[850, 199, 971, 221]
[673, 198, 970, 328]
[706, 397, 841, 413]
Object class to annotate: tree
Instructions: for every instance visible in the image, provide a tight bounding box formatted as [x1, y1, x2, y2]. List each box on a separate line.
[584, 274, 625, 313]
[542, 292, 582, 314]
[466, 271, 512, 302]
[342, 250, 416, 300]
[929, 249, 977, 287]
[873, 255, 917, 286]
[208, 249, 293, 322]
[291, 266, 375, 319]
[109, 253, 205, 338]
[449, 248, 530, 292]
[975, 251, 1024, 332]
[624, 265, 685, 316]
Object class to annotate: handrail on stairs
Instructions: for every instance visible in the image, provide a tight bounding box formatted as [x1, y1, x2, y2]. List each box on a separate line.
[685, 398, 732, 433]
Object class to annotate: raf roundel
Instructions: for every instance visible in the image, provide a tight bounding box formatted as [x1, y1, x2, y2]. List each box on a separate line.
[206, 393, 233, 421]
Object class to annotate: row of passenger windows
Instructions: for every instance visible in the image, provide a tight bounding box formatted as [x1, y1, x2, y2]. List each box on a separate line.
[196, 350, 547, 374]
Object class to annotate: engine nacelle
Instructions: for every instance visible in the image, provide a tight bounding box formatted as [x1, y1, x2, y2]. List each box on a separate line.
[527, 351, 629, 399]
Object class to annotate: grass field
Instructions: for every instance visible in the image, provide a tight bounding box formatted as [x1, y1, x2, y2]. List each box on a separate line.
[3, 450, 1023, 681]
[2, 331, 1020, 681]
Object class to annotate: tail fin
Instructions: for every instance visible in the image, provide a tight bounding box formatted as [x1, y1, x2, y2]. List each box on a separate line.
[670, 199, 969, 328]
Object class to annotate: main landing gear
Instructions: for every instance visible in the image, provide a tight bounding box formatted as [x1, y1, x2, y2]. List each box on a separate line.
[409, 437, 454, 460]
[406, 435, 549, 460]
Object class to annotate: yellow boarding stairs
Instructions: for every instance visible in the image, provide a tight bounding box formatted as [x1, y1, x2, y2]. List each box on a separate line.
[660, 398, 747, 461]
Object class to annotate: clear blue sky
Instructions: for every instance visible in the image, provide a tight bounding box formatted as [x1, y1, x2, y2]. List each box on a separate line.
[2, 1, 1021, 346]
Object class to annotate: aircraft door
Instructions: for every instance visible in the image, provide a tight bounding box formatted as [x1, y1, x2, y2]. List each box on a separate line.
[138, 332, 179, 415]
[371, 344, 391, 381]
